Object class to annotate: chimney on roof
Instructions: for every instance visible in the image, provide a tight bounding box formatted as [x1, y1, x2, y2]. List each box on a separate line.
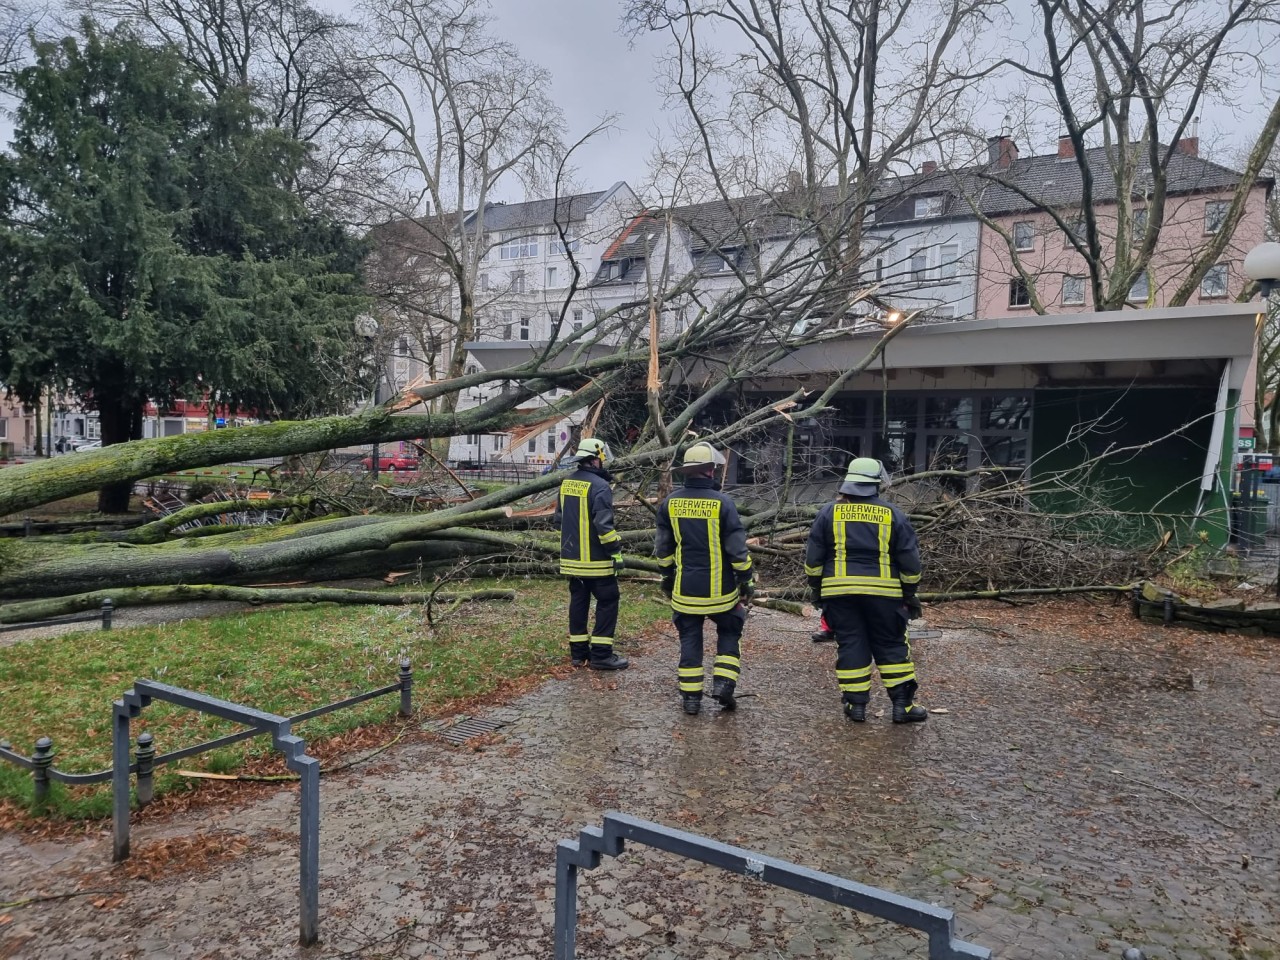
[1175, 136, 1199, 157]
[921, 160, 938, 176]
[1057, 135, 1075, 159]
[987, 135, 1019, 170]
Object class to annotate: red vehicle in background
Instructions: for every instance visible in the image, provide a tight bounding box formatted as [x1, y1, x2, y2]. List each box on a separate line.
[360, 453, 420, 472]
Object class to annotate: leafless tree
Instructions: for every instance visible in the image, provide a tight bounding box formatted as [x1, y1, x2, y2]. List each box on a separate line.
[968, 0, 1280, 313]
[625, 0, 1004, 301]
[335, 0, 581, 419]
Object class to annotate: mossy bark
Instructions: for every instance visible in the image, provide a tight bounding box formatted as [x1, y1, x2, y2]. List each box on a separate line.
[0, 505, 513, 599]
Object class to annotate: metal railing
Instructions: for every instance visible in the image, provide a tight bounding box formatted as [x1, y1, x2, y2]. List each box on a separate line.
[0, 660, 412, 816]
[554, 812, 991, 960]
[0, 598, 114, 634]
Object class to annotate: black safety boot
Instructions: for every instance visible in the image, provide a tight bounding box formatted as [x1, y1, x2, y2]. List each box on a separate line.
[569, 641, 590, 667]
[843, 701, 866, 723]
[711, 678, 737, 711]
[589, 645, 629, 671]
[890, 688, 927, 724]
[811, 629, 835, 643]
[682, 694, 702, 715]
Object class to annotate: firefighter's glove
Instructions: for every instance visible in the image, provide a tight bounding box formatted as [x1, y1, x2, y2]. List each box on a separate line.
[660, 571, 675, 598]
[612, 554, 626, 575]
[738, 577, 756, 602]
[808, 576, 824, 609]
[904, 596, 923, 621]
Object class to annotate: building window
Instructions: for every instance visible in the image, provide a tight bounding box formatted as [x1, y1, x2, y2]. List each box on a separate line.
[547, 431, 557, 453]
[865, 204, 876, 225]
[1008, 277, 1031, 308]
[509, 270, 526, 294]
[552, 229, 579, 255]
[1131, 208, 1148, 244]
[1012, 221, 1034, 251]
[1201, 263, 1228, 299]
[546, 266, 558, 287]
[519, 316, 531, 341]
[499, 232, 538, 260]
[1063, 213, 1085, 247]
[466, 433, 479, 444]
[914, 196, 943, 218]
[492, 434, 506, 450]
[502, 310, 513, 340]
[695, 249, 735, 275]
[909, 247, 929, 282]
[527, 436, 537, 453]
[572, 309, 584, 332]
[939, 243, 960, 280]
[1204, 200, 1230, 235]
[478, 272, 490, 292]
[874, 258, 884, 282]
[1061, 275, 1085, 305]
[1128, 269, 1150, 302]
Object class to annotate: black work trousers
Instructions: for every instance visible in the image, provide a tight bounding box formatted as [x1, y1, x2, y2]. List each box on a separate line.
[674, 607, 745, 697]
[822, 595, 918, 705]
[567, 576, 619, 646]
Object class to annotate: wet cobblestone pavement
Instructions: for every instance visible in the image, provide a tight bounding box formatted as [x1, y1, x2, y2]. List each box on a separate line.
[1, 601, 1278, 959]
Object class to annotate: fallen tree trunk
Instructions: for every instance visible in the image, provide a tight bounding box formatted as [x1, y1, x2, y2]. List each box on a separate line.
[0, 505, 514, 599]
[0, 584, 516, 623]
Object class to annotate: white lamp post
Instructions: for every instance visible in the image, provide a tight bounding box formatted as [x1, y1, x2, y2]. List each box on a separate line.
[355, 315, 385, 481]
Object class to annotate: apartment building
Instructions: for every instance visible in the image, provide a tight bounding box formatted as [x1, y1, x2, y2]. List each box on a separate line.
[976, 134, 1271, 317]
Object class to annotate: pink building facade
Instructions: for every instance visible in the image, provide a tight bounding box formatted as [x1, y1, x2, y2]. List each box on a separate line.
[975, 139, 1272, 319]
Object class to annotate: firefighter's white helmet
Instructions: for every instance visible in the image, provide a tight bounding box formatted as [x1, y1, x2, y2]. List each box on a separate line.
[574, 437, 612, 464]
[839, 457, 887, 495]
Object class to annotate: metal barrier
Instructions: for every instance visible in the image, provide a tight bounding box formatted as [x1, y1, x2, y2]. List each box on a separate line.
[0, 661, 412, 822]
[554, 812, 991, 959]
[0, 598, 113, 634]
[108, 671, 414, 947]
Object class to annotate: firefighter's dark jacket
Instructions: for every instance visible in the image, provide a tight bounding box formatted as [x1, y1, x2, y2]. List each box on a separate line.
[804, 493, 922, 599]
[554, 464, 622, 577]
[654, 477, 754, 615]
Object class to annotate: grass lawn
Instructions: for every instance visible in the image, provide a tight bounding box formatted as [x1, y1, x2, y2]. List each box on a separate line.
[0, 579, 669, 819]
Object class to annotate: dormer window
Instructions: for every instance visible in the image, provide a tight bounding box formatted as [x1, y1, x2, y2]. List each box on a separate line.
[914, 196, 943, 219]
[695, 249, 738, 275]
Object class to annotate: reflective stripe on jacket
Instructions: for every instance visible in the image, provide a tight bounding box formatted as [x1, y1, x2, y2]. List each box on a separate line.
[804, 494, 921, 599]
[555, 468, 620, 577]
[654, 478, 753, 615]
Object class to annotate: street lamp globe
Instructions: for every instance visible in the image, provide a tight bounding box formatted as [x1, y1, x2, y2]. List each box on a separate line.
[354, 314, 379, 339]
[1244, 242, 1280, 298]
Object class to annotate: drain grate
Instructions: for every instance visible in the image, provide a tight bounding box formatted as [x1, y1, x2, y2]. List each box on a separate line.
[429, 709, 519, 744]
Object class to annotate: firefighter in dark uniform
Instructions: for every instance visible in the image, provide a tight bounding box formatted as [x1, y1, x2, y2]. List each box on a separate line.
[805, 457, 927, 723]
[654, 442, 755, 715]
[554, 438, 629, 671]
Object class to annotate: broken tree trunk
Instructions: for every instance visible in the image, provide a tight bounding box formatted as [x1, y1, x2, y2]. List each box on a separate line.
[0, 505, 515, 600]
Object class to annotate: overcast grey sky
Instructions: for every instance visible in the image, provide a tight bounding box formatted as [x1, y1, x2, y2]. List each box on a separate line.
[312, 0, 671, 197]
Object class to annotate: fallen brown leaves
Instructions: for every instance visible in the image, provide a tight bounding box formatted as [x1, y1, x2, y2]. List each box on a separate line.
[116, 831, 250, 882]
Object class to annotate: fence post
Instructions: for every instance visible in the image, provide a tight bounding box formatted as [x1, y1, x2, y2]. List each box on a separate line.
[112, 706, 131, 862]
[398, 659, 413, 717]
[101, 598, 114, 631]
[31, 737, 54, 810]
[134, 732, 155, 806]
[1162, 594, 1175, 626]
[1129, 584, 1142, 620]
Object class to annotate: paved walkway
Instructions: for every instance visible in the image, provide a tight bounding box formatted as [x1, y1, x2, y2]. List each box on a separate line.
[1, 603, 1277, 959]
